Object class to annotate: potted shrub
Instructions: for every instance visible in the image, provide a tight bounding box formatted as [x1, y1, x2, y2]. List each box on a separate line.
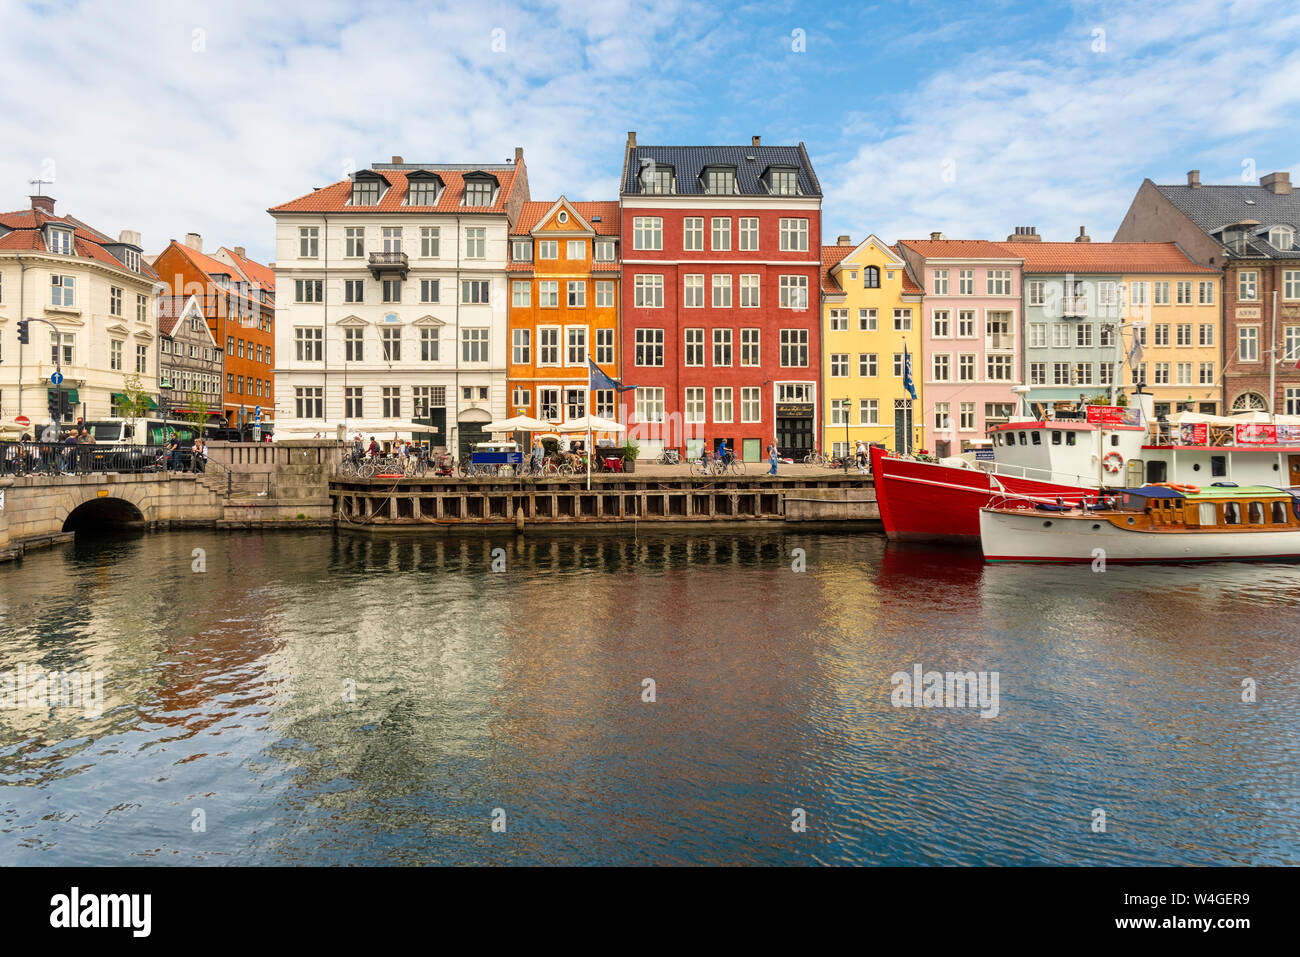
[620, 439, 639, 474]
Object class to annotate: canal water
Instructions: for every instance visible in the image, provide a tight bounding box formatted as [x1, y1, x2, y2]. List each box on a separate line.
[1, 528, 1296, 866]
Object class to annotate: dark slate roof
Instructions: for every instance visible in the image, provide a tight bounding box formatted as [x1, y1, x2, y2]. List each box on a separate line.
[1157, 183, 1300, 259]
[621, 144, 822, 197]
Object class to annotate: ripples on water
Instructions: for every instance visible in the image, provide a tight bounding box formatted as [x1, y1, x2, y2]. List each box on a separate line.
[0, 528, 1296, 866]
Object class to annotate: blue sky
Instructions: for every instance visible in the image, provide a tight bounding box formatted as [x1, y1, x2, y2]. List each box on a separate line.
[2, 0, 1298, 262]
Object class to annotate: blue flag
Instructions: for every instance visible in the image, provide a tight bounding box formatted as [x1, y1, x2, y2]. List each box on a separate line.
[902, 342, 918, 400]
[589, 359, 636, 393]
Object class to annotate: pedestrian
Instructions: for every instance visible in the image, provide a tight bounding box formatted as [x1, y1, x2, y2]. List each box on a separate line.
[368, 436, 379, 458]
[768, 444, 778, 476]
[855, 440, 867, 475]
[165, 434, 182, 472]
[352, 433, 364, 463]
[193, 438, 208, 473]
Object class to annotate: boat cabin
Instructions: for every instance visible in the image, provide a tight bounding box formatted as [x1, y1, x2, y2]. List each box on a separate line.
[1109, 485, 1300, 532]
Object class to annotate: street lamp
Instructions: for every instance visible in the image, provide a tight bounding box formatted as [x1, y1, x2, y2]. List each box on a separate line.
[843, 397, 850, 474]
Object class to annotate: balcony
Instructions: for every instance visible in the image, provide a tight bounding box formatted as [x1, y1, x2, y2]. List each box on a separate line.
[985, 334, 1015, 352]
[368, 251, 409, 280]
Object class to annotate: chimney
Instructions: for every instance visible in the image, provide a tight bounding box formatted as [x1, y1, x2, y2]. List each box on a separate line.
[752, 135, 761, 147]
[1187, 169, 1201, 188]
[1006, 226, 1041, 242]
[1075, 225, 1091, 243]
[234, 246, 246, 259]
[119, 229, 141, 247]
[1261, 171, 1292, 195]
[837, 235, 852, 245]
[930, 231, 944, 241]
[514, 146, 524, 165]
[391, 155, 404, 164]
[185, 232, 203, 253]
[626, 131, 637, 150]
[30, 195, 55, 214]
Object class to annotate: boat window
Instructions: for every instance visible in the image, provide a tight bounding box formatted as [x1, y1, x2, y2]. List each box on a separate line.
[1110, 434, 1120, 447]
[1198, 502, 1218, 525]
[1211, 456, 1226, 478]
[1052, 431, 1061, 445]
[1248, 502, 1265, 524]
[1272, 501, 1287, 524]
[1146, 461, 1167, 483]
[1032, 432, 1042, 445]
[1005, 432, 1015, 446]
[1066, 433, 1077, 446]
[1019, 432, 1027, 444]
[1223, 502, 1241, 525]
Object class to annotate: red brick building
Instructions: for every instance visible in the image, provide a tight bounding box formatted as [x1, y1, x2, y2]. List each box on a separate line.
[618, 134, 823, 461]
[1115, 169, 1300, 415]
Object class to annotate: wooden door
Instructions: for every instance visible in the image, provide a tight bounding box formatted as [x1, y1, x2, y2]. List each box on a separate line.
[1289, 455, 1300, 487]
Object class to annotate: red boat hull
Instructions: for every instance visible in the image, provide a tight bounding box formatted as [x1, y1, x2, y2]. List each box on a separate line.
[870, 446, 1092, 544]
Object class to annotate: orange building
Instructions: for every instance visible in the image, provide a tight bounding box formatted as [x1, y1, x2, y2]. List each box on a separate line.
[507, 198, 621, 435]
[152, 234, 275, 430]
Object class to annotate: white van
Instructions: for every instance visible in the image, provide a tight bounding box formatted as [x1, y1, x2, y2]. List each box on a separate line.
[85, 417, 199, 446]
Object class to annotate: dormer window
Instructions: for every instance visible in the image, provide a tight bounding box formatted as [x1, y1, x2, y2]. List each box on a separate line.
[463, 173, 498, 207]
[764, 166, 800, 195]
[640, 162, 674, 194]
[47, 227, 73, 255]
[350, 171, 387, 206]
[405, 171, 443, 206]
[123, 249, 141, 272]
[1269, 225, 1295, 251]
[594, 240, 616, 262]
[1222, 229, 1248, 255]
[703, 166, 737, 195]
[512, 239, 533, 262]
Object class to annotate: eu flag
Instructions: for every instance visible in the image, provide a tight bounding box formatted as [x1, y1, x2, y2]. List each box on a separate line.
[589, 359, 636, 393]
[902, 342, 918, 400]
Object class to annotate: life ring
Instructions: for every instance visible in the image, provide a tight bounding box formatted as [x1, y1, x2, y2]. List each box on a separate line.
[1168, 482, 1200, 494]
[1102, 451, 1124, 474]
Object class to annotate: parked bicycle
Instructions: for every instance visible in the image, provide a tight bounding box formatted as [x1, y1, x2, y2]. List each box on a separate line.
[658, 448, 681, 465]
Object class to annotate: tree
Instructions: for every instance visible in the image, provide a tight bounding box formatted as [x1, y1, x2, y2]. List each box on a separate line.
[181, 389, 211, 436]
[118, 373, 153, 436]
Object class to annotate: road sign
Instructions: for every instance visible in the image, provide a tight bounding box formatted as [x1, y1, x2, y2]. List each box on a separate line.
[50, 371, 64, 385]
[254, 405, 262, 421]
[14, 415, 30, 427]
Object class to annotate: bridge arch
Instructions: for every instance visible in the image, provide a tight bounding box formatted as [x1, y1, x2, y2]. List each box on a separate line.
[60, 487, 150, 534]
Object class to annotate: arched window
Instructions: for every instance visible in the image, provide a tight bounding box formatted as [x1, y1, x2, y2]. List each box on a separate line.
[1269, 225, 1295, 251]
[1231, 392, 1268, 412]
[863, 266, 880, 289]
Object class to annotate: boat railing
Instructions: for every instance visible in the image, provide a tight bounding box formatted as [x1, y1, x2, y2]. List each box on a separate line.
[1144, 424, 1300, 448]
[975, 459, 1099, 487]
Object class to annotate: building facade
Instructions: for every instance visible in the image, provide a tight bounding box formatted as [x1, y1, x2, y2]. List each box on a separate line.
[153, 234, 276, 429]
[156, 294, 223, 424]
[0, 194, 158, 426]
[896, 238, 1023, 455]
[820, 235, 924, 457]
[506, 198, 621, 435]
[1115, 169, 1300, 416]
[619, 134, 823, 461]
[269, 152, 529, 455]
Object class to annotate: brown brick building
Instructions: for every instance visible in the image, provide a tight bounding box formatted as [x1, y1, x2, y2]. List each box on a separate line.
[1115, 170, 1300, 415]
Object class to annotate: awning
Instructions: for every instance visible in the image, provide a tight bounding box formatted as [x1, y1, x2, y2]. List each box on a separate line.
[111, 392, 158, 410]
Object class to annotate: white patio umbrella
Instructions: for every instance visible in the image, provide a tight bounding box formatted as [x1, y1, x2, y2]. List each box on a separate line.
[555, 414, 627, 489]
[483, 415, 552, 432]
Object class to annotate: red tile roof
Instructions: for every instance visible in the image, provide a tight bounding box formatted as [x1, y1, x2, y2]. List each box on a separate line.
[513, 200, 620, 235]
[821, 244, 852, 294]
[270, 167, 521, 215]
[0, 205, 158, 279]
[219, 247, 275, 292]
[162, 240, 274, 307]
[897, 238, 1021, 260]
[1012, 241, 1218, 274]
[155, 295, 196, 337]
[890, 245, 924, 294]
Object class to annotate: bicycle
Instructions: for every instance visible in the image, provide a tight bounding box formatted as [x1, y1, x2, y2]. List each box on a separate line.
[802, 451, 828, 466]
[658, 449, 681, 466]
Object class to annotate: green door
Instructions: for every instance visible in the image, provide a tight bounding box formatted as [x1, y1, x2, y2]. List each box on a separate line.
[742, 438, 761, 462]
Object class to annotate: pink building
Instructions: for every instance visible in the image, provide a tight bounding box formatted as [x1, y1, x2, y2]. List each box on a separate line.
[897, 238, 1025, 456]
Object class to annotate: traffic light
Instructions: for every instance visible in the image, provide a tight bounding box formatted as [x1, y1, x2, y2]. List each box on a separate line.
[48, 392, 60, 420]
[17, 319, 29, 344]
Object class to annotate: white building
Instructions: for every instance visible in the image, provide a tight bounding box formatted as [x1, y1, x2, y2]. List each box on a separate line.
[0, 195, 160, 428]
[269, 152, 529, 455]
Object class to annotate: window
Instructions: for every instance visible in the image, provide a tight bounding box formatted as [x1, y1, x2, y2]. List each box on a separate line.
[382, 279, 402, 303]
[859, 308, 877, 331]
[635, 328, 664, 366]
[934, 270, 950, 295]
[932, 354, 951, 381]
[683, 218, 704, 251]
[595, 328, 615, 365]
[704, 168, 736, 194]
[739, 218, 759, 251]
[511, 239, 532, 262]
[982, 354, 1012, 382]
[1076, 323, 1093, 348]
[539, 388, 560, 420]
[419, 226, 439, 258]
[414, 326, 436, 362]
[830, 398, 849, 426]
[464, 227, 485, 260]
[712, 274, 732, 308]
[344, 279, 364, 303]
[343, 327, 364, 362]
[595, 280, 615, 308]
[1286, 325, 1300, 364]
[539, 280, 559, 308]
[508, 280, 530, 308]
[381, 386, 401, 418]
[768, 169, 798, 195]
[508, 388, 529, 413]
[741, 328, 760, 366]
[856, 398, 877, 425]
[565, 388, 587, 421]
[1099, 362, 1115, 386]
[50, 274, 75, 307]
[779, 218, 808, 251]
[566, 327, 586, 366]
[636, 387, 665, 423]
[1175, 361, 1193, 386]
[1238, 270, 1258, 301]
[675, 274, 703, 310]
[566, 240, 585, 260]
[1153, 281, 1170, 305]
[1175, 281, 1192, 305]
[932, 310, 951, 337]
[1197, 361, 1215, 385]
[378, 326, 400, 361]
[633, 217, 662, 250]
[859, 353, 878, 377]
[1174, 323, 1192, 347]
[958, 354, 976, 381]
[739, 274, 760, 307]
[779, 275, 808, 310]
[539, 327, 560, 365]
[1029, 362, 1046, 385]
[684, 387, 705, 423]
[567, 281, 586, 308]
[345, 387, 363, 418]
[464, 180, 494, 206]
[1270, 225, 1295, 250]
[1153, 362, 1170, 384]
[1196, 280, 1215, 305]
[238, 340, 245, 358]
[643, 166, 673, 194]
[893, 308, 912, 331]
[959, 403, 976, 430]
[538, 240, 558, 260]
[780, 329, 808, 366]
[957, 310, 975, 337]
[461, 280, 489, 304]
[1152, 323, 1168, 347]
[858, 266, 879, 289]
[742, 387, 761, 423]
[830, 309, 849, 332]
[713, 387, 733, 423]
[1024, 279, 1046, 306]
[379, 227, 402, 255]
[295, 327, 323, 361]
[1024, 322, 1046, 348]
[711, 217, 731, 251]
[684, 328, 704, 366]
[933, 402, 951, 430]
[634, 274, 663, 308]
[1287, 387, 1300, 416]
[595, 240, 615, 262]
[1237, 325, 1258, 361]
[461, 328, 488, 362]
[296, 386, 323, 419]
[986, 270, 1011, 295]
[298, 227, 319, 258]
[710, 328, 732, 366]
[295, 279, 323, 303]
[1284, 271, 1300, 301]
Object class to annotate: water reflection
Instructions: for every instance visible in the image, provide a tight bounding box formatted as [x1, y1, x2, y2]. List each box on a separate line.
[0, 529, 1296, 865]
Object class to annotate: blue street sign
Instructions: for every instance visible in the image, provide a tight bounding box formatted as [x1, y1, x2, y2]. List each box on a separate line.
[254, 405, 262, 421]
[50, 371, 63, 385]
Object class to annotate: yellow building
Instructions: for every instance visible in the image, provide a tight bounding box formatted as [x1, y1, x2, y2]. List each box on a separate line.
[821, 236, 925, 456]
[1120, 270, 1222, 416]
